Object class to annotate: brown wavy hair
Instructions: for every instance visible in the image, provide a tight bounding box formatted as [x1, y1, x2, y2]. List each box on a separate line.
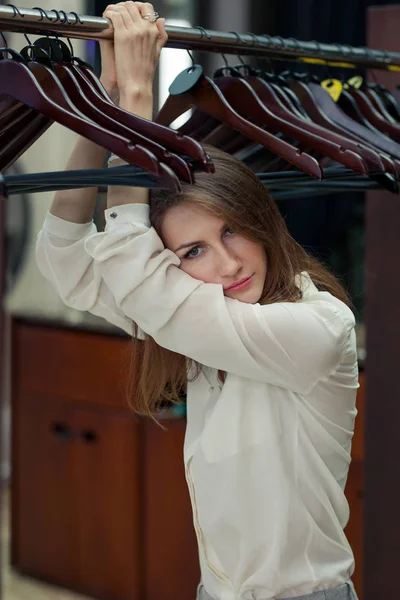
[126, 145, 349, 419]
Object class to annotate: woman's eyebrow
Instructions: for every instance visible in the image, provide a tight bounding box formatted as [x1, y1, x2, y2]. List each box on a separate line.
[174, 240, 203, 253]
[173, 224, 227, 253]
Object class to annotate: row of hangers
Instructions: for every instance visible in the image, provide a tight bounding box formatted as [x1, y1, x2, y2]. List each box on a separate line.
[156, 48, 400, 193]
[1, 20, 400, 194]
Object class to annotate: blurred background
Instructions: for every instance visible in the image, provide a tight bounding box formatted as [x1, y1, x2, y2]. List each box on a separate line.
[2, 1, 400, 600]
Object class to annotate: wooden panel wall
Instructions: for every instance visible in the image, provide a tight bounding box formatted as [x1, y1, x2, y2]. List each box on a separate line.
[364, 7, 400, 599]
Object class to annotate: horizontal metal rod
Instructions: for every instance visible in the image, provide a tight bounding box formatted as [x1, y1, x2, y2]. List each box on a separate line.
[0, 5, 400, 70]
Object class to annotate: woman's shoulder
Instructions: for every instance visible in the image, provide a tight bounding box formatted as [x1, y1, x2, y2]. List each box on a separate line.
[296, 271, 356, 330]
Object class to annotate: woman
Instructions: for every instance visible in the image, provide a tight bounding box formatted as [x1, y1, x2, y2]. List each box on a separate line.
[36, 3, 359, 600]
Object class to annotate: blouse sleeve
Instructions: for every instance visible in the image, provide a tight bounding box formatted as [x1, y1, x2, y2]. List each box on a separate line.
[35, 211, 142, 337]
[85, 204, 355, 394]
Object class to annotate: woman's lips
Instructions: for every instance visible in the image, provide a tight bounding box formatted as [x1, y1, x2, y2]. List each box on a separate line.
[226, 275, 253, 292]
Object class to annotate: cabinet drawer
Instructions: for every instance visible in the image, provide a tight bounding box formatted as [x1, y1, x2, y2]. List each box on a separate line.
[12, 320, 135, 409]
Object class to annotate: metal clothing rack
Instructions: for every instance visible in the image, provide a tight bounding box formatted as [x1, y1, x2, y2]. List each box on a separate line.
[0, 4, 400, 71]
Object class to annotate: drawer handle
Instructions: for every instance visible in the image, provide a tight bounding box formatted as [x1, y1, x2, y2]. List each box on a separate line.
[51, 422, 73, 440]
[81, 430, 98, 443]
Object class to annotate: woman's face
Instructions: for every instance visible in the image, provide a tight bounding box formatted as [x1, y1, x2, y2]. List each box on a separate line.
[160, 202, 267, 304]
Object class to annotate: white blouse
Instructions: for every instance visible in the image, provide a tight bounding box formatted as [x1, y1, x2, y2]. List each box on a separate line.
[36, 204, 359, 600]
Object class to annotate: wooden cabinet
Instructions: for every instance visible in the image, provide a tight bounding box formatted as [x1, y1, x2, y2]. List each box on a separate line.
[11, 319, 200, 600]
[12, 393, 74, 587]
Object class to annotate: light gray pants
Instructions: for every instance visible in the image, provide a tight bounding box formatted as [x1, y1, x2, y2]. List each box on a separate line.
[197, 581, 358, 600]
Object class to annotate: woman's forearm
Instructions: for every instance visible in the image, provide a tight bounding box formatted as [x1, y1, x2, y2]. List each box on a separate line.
[49, 81, 119, 224]
[107, 89, 153, 209]
[49, 135, 109, 224]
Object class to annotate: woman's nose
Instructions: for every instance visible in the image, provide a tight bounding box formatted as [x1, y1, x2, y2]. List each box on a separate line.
[218, 248, 242, 277]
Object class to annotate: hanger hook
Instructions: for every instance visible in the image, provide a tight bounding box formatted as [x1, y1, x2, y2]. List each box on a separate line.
[275, 35, 295, 77]
[5, 4, 24, 17]
[186, 48, 195, 66]
[228, 30, 247, 66]
[53, 9, 75, 56]
[311, 38, 329, 79]
[65, 10, 83, 58]
[336, 43, 352, 83]
[220, 52, 229, 68]
[49, 8, 61, 23]
[242, 32, 260, 66]
[56, 9, 69, 24]
[68, 11, 83, 25]
[281, 36, 306, 78]
[66, 36, 74, 56]
[191, 26, 212, 69]
[340, 43, 359, 78]
[6, 4, 31, 44]
[196, 26, 212, 41]
[274, 35, 286, 48]
[31, 6, 47, 21]
[258, 33, 276, 75]
[361, 45, 378, 84]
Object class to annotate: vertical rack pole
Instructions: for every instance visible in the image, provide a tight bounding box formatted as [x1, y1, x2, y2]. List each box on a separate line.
[0, 185, 6, 600]
[364, 5, 400, 599]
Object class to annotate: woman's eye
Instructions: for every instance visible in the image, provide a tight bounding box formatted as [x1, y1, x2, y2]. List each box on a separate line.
[184, 246, 202, 259]
[224, 227, 235, 236]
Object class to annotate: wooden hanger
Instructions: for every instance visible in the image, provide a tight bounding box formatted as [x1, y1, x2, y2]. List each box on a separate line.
[0, 95, 26, 127]
[156, 67, 323, 178]
[298, 81, 400, 177]
[361, 84, 397, 123]
[346, 86, 400, 143]
[31, 38, 197, 182]
[0, 110, 52, 172]
[214, 72, 383, 175]
[0, 53, 181, 190]
[40, 39, 213, 173]
[290, 78, 400, 164]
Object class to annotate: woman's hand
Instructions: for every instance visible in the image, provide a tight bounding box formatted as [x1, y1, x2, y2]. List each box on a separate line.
[99, 1, 167, 107]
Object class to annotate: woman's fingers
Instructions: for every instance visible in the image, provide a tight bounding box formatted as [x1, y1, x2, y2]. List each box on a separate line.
[104, 8, 128, 33]
[121, 1, 143, 25]
[102, 1, 166, 95]
[134, 2, 156, 18]
[156, 17, 168, 50]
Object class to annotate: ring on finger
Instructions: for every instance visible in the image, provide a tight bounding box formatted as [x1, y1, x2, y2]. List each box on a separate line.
[142, 11, 160, 22]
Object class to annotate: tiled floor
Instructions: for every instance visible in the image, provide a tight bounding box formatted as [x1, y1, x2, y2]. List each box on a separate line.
[2, 485, 90, 600]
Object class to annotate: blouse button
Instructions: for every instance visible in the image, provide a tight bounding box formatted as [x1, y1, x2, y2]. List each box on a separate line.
[110, 212, 118, 219]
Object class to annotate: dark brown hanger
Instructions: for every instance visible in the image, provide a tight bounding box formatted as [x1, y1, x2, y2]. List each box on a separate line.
[156, 69, 323, 178]
[36, 38, 204, 182]
[361, 84, 397, 124]
[338, 88, 383, 134]
[49, 62, 194, 183]
[296, 82, 400, 177]
[218, 73, 382, 175]
[253, 77, 400, 178]
[290, 78, 400, 164]
[70, 62, 212, 172]
[31, 35, 212, 173]
[376, 85, 400, 121]
[0, 110, 52, 172]
[0, 57, 181, 190]
[346, 86, 400, 143]
[0, 95, 26, 127]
